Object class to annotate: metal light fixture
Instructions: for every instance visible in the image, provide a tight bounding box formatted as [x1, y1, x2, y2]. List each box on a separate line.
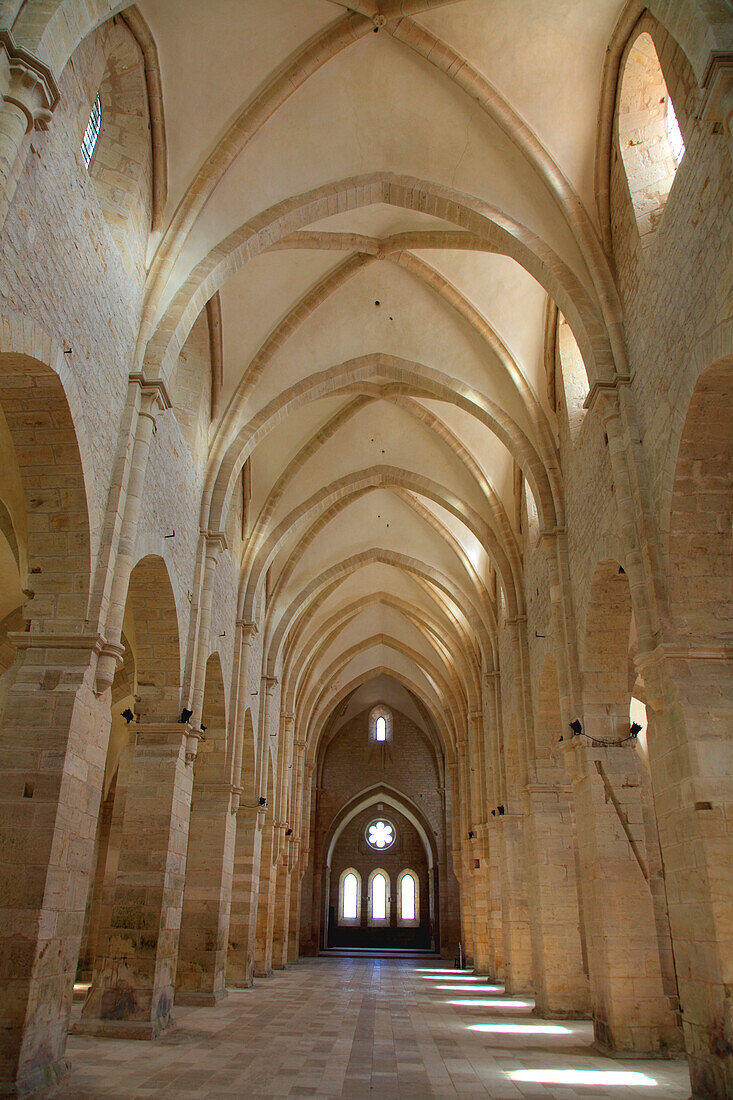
[569, 719, 583, 737]
[630, 722, 642, 738]
[181, 707, 193, 724]
[121, 708, 134, 724]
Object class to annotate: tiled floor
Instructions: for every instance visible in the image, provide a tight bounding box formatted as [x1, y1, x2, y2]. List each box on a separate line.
[61, 957, 692, 1098]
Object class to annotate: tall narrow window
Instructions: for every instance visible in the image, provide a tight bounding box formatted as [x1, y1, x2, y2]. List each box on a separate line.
[372, 873, 387, 920]
[339, 868, 361, 924]
[666, 96, 685, 166]
[81, 94, 102, 170]
[618, 32, 685, 241]
[343, 873, 358, 919]
[369, 706, 391, 743]
[397, 869, 419, 925]
[400, 873, 415, 920]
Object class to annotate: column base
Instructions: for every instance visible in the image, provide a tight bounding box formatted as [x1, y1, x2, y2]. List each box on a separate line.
[71, 1017, 172, 1041]
[592, 1021, 685, 1058]
[253, 967, 272, 979]
[174, 989, 227, 1007]
[0, 1059, 69, 1098]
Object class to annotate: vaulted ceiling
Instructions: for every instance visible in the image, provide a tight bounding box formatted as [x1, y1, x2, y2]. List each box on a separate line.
[136, 0, 627, 759]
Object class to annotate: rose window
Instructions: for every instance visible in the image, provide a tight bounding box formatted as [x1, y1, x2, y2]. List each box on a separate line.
[366, 820, 394, 850]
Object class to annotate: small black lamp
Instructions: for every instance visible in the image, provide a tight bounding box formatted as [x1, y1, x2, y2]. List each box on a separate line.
[569, 718, 583, 737]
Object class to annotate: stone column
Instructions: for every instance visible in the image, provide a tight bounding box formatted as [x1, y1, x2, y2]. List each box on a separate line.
[227, 802, 264, 988]
[175, 782, 237, 1005]
[494, 812, 533, 994]
[186, 534, 227, 728]
[0, 634, 109, 1096]
[94, 378, 171, 694]
[270, 851, 292, 970]
[78, 724, 194, 1039]
[469, 825, 493, 974]
[562, 736, 683, 1054]
[487, 831, 504, 978]
[78, 774, 118, 977]
[254, 819, 277, 977]
[287, 843, 303, 964]
[641, 644, 733, 1096]
[0, 30, 58, 232]
[524, 780, 589, 1017]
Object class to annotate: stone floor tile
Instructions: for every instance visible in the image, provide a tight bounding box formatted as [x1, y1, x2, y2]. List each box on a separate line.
[58, 958, 692, 1099]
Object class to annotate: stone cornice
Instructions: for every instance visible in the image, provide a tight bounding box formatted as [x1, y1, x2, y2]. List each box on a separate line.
[0, 29, 59, 132]
[583, 373, 634, 414]
[128, 372, 172, 412]
[700, 52, 733, 133]
[635, 641, 733, 670]
[10, 631, 105, 654]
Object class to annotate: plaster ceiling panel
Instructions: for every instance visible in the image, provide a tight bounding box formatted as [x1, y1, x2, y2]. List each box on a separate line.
[417, 497, 495, 592]
[416, 0, 626, 216]
[308, 604, 442, 683]
[412, 250, 549, 403]
[271, 489, 473, 612]
[247, 394, 350, 521]
[268, 399, 490, 529]
[137, 0, 338, 218]
[298, 563, 435, 631]
[170, 33, 589, 294]
[326, 674, 429, 736]
[218, 249, 350, 407]
[310, 644, 444, 720]
[417, 400, 515, 509]
[241, 261, 534, 430]
[306, 203, 461, 237]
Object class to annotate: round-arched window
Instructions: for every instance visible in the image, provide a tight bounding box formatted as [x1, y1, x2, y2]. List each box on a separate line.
[366, 819, 395, 850]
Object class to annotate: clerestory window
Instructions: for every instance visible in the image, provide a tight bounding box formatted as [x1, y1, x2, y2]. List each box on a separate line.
[81, 93, 102, 170]
[617, 31, 685, 242]
[375, 715, 386, 741]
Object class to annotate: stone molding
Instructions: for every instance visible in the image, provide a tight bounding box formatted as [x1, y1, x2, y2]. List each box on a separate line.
[583, 373, 634, 414]
[699, 52, 733, 136]
[9, 631, 105, 654]
[128, 371, 172, 412]
[0, 29, 59, 133]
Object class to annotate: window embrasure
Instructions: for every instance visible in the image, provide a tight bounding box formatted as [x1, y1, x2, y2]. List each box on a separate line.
[617, 31, 685, 242]
[397, 869, 419, 926]
[368, 869, 390, 925]
[369, 705, 392, 744]
[81, 93, 102, 169]
[338, 868, 361, 925]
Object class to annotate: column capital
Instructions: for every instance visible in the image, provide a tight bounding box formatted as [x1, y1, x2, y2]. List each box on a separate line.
[0, 30, 59, 132]
[128, 372, 172, 414]
[583, 374, 634, 417]
[202, 529, 228, 556]
[263, 675, 278, 697]
[236, 619, 259, 644]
